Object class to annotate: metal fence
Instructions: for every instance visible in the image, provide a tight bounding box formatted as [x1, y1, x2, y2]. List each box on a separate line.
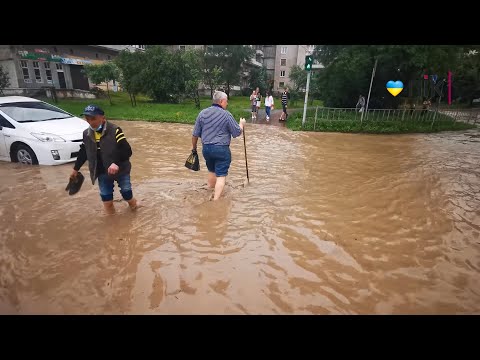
[300, 107, 480, 130]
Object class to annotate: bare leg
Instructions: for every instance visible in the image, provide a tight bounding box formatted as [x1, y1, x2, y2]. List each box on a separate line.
[213, 176, 226, 200]
[103, 200, 116, 215]
[127, 198, 137, 210]
[207, 171, 217, 188]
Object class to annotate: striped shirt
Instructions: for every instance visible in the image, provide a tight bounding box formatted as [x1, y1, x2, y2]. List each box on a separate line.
[281, 92, 289, 106]
[192, 104, 242, 146]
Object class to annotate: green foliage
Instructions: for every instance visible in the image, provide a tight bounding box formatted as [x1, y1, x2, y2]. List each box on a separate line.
[182, 49, 203, 108]
[0, 65, 10, 94]
[84, 61, 120, 105]
[203, 48, 224, 98]
[248, 66, 268, 94]
[84, 62, 120, 85]
[289, 65, 307, 92]
[286, 108, 476, 133]
[454, 47, 480, 105]
[141, 46, 186, 103]
[312, 45, 465, 108]
[115, 50, 146, 106]
[205, 45, 255, 98]
[44, 91, 250, 124]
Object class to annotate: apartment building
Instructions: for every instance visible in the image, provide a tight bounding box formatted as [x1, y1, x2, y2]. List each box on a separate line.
[273, 45, 315, 91]
[0, 45, 143, 91]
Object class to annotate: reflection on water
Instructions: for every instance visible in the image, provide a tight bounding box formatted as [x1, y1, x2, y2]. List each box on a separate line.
[1, 120, 480, 314]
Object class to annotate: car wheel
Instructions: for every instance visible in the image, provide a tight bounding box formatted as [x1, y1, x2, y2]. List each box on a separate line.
[13, 144, 39, 165]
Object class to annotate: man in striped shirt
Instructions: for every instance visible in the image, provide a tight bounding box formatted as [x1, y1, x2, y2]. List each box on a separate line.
[279, 87, 290, 121]
[192, 91, 246, 200]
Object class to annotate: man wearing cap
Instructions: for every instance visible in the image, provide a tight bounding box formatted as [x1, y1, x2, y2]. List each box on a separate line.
[70, 105, 137, 214]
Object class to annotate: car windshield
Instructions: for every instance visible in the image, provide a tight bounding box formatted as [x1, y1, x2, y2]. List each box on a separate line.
[0, 101, 73, 123]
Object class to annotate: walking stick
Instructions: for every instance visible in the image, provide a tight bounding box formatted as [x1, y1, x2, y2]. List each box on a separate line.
[242, 122, 250, 184]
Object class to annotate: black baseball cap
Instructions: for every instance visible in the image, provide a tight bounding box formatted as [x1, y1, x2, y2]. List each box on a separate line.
[81, 104, 105, 116]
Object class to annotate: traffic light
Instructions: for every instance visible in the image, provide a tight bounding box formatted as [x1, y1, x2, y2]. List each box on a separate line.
[305, 55, 314, 71]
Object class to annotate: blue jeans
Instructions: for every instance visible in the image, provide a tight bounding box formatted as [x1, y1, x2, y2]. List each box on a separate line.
[97, 172, 133, 202]
[265, 106, 271, 117]
[202, 144, 231, 177]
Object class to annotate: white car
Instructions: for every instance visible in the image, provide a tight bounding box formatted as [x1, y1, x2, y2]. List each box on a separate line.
[0, 96, 89, 165]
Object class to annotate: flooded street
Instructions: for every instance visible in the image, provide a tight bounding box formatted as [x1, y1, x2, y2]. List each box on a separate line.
[1, 120, 480, 314]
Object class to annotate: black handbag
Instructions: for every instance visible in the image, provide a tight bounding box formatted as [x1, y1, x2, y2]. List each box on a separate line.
[185, 149, 200, 171]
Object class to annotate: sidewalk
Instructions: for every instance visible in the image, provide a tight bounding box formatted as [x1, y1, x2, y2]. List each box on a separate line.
[246, 108, 292, 127]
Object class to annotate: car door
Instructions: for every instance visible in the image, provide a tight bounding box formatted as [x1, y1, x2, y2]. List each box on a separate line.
[0, 112, 15, 160]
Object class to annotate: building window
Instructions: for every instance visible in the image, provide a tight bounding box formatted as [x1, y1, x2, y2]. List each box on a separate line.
[20, 60, 31, 82]
[69, 49, 74, 54]
[53, 46, 58, 53]
[33, 61, 42, 83]
[179, 45, 186, 51]
[44, 62, 53, 84]
[280, 70, 286, 77]
[95, 53, 99, 59]
[281, 59, 286, 66]
[139, 45, 145, 50]
[281, 46, 287, 54]
[56, 63, 63, 71]
[279, 82, 285, 88]
[107, 55, 111, 60]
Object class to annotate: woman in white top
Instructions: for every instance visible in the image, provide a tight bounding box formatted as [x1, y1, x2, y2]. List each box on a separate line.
[264, 91, 274, 121]
[255, 87, 262, 113]
[249, 90, 257, 121]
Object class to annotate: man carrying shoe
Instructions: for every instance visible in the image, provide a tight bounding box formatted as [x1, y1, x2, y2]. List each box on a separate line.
[70, 104, 137, 214]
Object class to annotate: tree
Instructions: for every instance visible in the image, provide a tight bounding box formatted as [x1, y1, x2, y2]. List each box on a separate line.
[0, 65, 10, 95]
[205, 45, 255, 98]
[453, 47, 480, 105]
[115, 50, 145, 107]
[288, 65, 307, 92]
[141, 45, 186, 102]
[203, 61, 223, 99]
[248, 66, 268, 95]
[84, 62, 120, 105]
[312, 45, 464, 108]
[182, 49, 204, 109]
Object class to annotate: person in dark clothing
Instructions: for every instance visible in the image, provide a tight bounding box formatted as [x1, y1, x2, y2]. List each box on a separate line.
[279, 87, 290, 121]
[70, 105, 136, 214]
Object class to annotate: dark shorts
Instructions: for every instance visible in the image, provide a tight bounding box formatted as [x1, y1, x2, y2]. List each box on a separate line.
[202, 144, 231, 177]
[282, 104, 288, 113]
[251, 104, 257, 112]
[98, 172, 133, 202]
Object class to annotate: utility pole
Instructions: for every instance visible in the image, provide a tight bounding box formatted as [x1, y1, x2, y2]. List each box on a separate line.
[302, 55, 314, 128]
[361, 58, 378, 124]
[302, 71, 312, 128]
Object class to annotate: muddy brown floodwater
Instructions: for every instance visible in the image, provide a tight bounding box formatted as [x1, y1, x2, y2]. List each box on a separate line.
[1, 120, 480, 314]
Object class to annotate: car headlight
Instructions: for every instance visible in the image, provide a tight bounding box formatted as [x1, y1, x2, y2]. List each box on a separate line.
[31, 133, 66, 142]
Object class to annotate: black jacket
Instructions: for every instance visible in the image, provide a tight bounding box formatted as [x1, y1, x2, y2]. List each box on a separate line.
[73, 121, 132, 185]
